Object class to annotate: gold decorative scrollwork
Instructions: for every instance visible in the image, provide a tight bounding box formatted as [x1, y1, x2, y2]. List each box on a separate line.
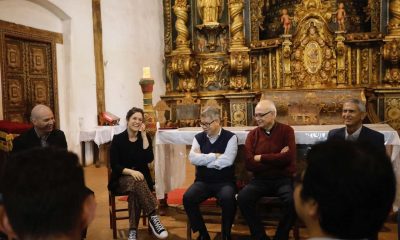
[199, 58, 224, 88]
[294, 0, 332, 23]
[385, 97, 400, 129]
[229, 51, 249, 90]
[389, 0, 400, 34]
[164, 0, 173, 53]
[292, 19, 335, 88]
[231, 102, 247, 126]
[171, 55, 197, 92]
[384, 39, 400, 64]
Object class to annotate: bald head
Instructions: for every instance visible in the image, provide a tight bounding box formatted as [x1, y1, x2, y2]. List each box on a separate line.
[31, 105, 55, 136]
[255, 100, 277, 116]
[254, 99, 277, 130]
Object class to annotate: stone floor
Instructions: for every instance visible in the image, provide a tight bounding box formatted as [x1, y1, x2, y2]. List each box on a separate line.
[84, 165, 398, 240]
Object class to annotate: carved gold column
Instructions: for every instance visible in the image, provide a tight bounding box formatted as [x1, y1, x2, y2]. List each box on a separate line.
[282, 35, 292, 88]
[228, 0, 249, 90]
[383, 0, 400, 85]
[335, 32, 346, 87]
[170, 0, 196, 92]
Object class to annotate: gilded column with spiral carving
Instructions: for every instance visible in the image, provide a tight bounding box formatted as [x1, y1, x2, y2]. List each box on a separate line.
[173, 0, 191, 53]
[170, 0, 196, 92]
[228, 0, 249, 90]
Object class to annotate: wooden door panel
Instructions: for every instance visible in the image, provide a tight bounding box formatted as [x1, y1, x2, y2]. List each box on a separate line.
[30, 78, 49, 105]
[8, 77, 25, 107]
[28, 44, 48, 75]
[5, 40, 23, 73]
[2, 36, 54, 123]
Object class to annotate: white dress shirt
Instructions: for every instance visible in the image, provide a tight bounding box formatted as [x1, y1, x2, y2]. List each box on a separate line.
[188, 128, 238, 170]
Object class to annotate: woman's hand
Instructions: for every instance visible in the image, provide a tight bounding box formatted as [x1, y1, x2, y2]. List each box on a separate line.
[139, 123, 146, 134]
[130, 170, 144, 181]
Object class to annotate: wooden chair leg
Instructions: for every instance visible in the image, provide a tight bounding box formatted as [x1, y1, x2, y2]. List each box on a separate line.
[187, 221, 192, 240]
[110, 197, 118, 239]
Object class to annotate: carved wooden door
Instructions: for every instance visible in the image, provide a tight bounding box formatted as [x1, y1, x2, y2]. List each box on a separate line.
[3, 36, 55, 123]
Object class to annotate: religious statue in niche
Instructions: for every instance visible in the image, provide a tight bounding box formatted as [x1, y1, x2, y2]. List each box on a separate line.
[197, 0, 224, 25]
[197, 34, 207, 52]
[280, 9, 292, 35]
[335, 3, 346, 31]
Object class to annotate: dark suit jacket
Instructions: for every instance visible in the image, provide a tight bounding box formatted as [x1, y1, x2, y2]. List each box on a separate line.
[327, 125, 386, 154]
[12, 128, 68, 153]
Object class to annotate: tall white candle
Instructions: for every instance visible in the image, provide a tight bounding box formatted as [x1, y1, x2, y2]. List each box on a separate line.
[142, 67, 151, 78]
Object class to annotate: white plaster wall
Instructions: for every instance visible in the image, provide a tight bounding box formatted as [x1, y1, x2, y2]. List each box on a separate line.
[0, 0, 63, 32]
[102, 0, 165, 125]
[0, 0, 166, 163]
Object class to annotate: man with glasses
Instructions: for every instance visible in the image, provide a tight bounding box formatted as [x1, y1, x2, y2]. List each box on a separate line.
[237, 99, 296, 240]
[183, 107, 238, 240]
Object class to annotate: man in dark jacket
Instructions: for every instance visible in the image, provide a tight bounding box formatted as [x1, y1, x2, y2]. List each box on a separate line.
[12, 104, 67, 153]
[327, 99, 385, 154]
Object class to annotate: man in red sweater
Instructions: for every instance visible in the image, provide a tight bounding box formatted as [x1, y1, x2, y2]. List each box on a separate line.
[237, 99, 296, 240]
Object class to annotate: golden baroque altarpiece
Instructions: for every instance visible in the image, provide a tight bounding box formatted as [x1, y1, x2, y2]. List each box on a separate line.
[161, 0, 400, 129]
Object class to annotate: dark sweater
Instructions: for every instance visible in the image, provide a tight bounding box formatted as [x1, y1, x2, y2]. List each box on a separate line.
[194, 128, 236, 183]
[244, 122, 296, 178]
[108, 130, 154, 192]
[12, 128, 67, 153]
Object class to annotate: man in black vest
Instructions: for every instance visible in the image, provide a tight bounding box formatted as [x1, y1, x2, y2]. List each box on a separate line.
[12, 104, 67, 153]
[183, 107, 238, 240]
[327, 99, 385, 154]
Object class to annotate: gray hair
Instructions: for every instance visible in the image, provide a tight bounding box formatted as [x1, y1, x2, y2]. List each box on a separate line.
[344, 99, 366, 112]
[200, 106, 220, 120]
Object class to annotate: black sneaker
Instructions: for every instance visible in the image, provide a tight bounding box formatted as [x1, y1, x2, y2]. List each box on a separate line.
[128, 229, 137, 240]
[149, 215, 168, 239]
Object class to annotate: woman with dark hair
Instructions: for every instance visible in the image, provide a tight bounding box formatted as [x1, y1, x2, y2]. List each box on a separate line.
[108, 107, 168, 240]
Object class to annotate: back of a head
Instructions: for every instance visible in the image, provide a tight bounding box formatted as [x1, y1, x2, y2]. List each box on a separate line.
[301, 140, 396, 239]
[0, 147, 87, 239]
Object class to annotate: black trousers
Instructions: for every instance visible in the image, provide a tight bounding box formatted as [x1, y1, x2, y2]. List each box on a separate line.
[183, 181, 237, 238]
[237, 177, 296, 240]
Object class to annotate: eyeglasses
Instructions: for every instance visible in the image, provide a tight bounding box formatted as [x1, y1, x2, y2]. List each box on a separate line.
[253, 111, 272, 118]
[199, 120, 215, 128]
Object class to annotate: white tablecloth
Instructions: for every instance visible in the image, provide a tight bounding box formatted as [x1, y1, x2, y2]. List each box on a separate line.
[79, 125, 126, 145]
[155, 124, 400, 208]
